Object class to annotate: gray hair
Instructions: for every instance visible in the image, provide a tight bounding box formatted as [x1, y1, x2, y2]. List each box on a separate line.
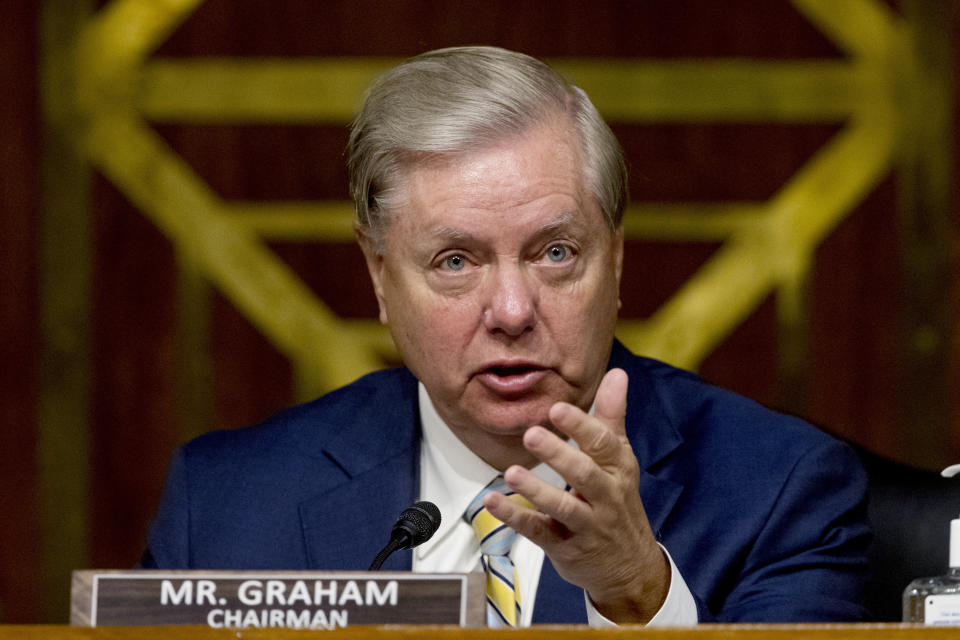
[347, 46, 628, 249]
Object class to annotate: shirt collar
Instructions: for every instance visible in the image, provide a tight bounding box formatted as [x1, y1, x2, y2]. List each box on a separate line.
[416, 382, 565, 560]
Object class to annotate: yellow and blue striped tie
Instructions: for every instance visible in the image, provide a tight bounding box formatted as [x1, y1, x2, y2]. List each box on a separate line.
[464, 476, 531, 627]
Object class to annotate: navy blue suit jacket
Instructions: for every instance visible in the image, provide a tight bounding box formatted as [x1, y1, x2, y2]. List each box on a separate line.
[144, 341, 870, 622]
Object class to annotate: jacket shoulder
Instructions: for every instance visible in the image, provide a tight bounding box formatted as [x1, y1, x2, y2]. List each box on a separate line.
[615, 343, 831, 451]
[182, 367, 418, 460]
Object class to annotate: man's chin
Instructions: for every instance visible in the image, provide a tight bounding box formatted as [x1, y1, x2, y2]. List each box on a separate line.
[439, 397, 564, 469]
[464, 400, 556, 436]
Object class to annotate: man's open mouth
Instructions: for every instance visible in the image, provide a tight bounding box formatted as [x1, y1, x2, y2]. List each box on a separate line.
[487, 365, 540, 377]
[475, 364, 547, 395]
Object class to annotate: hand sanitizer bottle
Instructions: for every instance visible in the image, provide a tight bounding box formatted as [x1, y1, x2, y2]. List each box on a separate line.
[902, 464, 960, 624]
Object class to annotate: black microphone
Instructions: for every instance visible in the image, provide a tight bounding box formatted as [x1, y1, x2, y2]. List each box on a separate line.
[368, 501, 441, 570]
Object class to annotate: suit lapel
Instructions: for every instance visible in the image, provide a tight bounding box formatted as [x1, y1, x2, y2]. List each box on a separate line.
[639, 471, 684, 539]
[611, 340, 685, 535]
[299, 449, 418, 571]
[297, 370, 421, 571]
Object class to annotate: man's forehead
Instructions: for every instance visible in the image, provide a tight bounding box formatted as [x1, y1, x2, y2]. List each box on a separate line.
[425, 209, 581, 240]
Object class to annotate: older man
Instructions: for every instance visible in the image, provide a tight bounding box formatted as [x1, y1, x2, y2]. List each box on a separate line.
[143, 46, 870, 625]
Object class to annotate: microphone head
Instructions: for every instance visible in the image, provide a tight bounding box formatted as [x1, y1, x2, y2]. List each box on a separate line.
[391, 501, 441, 548]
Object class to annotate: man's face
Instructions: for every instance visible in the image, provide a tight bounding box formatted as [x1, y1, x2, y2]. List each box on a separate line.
[361, 115, 623, 465]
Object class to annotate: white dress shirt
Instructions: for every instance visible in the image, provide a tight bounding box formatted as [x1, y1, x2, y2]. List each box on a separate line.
[412, 383, 698, 626]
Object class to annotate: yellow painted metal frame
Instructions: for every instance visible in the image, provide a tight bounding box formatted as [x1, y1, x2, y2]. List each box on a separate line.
[61, 0, 907, 393]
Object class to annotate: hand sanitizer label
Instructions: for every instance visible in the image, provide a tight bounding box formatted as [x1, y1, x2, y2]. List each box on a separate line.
[925, 595, 960, 625]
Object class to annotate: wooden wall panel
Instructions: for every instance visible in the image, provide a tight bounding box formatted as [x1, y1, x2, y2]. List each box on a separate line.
[87, 176, 180, 570]
[0, 0, 42, 625]
[153, 0, 840, 58]
[810, 178, 903, 449]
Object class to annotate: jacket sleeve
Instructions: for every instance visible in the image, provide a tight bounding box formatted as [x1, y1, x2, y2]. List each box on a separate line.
[141, 446, 192, 568]
[716, 439, 871, 622]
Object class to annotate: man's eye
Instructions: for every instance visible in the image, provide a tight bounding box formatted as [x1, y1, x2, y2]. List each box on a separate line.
[444, 254, 466, 271]
[546, 244, 569, 262]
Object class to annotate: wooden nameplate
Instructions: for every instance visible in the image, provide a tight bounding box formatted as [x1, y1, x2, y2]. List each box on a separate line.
[71, 570, 484, 629]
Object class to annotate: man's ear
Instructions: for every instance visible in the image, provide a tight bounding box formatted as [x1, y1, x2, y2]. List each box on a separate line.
[612, 225, 624, 311]
[613, 225, 624, 284]
[356, 227, 389, 325]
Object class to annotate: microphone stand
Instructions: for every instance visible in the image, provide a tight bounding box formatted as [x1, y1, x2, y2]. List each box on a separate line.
[369, 536, 406, 571]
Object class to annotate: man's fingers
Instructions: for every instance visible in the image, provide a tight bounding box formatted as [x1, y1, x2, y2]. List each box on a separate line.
[593, 368, 628, 435]
[524, 426, 601, 488]
[483, 482, 557, 543]
[542, 369, 629, 469]
[521, 425, 613, 505]
[547, 403, 625, 468]
[492, 464, 593, 533]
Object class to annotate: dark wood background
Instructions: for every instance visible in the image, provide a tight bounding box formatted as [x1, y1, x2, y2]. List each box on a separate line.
[2, 0, 959, 624]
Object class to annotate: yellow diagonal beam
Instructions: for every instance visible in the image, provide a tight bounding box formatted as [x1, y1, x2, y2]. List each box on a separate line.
[137, 58, 879, 123]
[768, 107, 897, 279]
[620, 107, 896, 369]
[337, 320, 397, 360]
[81, 0, 202, 68]
[792, 0, 905, 60]
[77, 111, 382, 389]
[74, 0, 203, 118]
[618, 226, 778, 369]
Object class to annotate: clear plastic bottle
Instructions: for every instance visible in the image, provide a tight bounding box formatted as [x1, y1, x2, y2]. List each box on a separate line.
[902, 514, 960, 624]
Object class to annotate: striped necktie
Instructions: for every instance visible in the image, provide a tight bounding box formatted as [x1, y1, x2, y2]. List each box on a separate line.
[464, 476, 532, 627]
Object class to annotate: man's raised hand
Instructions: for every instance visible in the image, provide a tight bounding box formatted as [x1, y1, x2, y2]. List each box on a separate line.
[483, 368, 670, 623]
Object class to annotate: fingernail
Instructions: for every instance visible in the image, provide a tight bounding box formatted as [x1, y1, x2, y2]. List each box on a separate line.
[549, 402, 571, 422]
[525, 427, 544, 446]
[504, 465, 525, 485]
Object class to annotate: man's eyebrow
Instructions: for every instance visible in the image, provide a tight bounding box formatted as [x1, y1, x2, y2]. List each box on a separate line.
[525, 211, 582, 244]
[428, 226, 479, 244]
[538, 210, 578, 234]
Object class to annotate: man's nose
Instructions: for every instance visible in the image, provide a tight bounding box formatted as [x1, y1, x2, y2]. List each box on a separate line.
[482, 264, 537, 336]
